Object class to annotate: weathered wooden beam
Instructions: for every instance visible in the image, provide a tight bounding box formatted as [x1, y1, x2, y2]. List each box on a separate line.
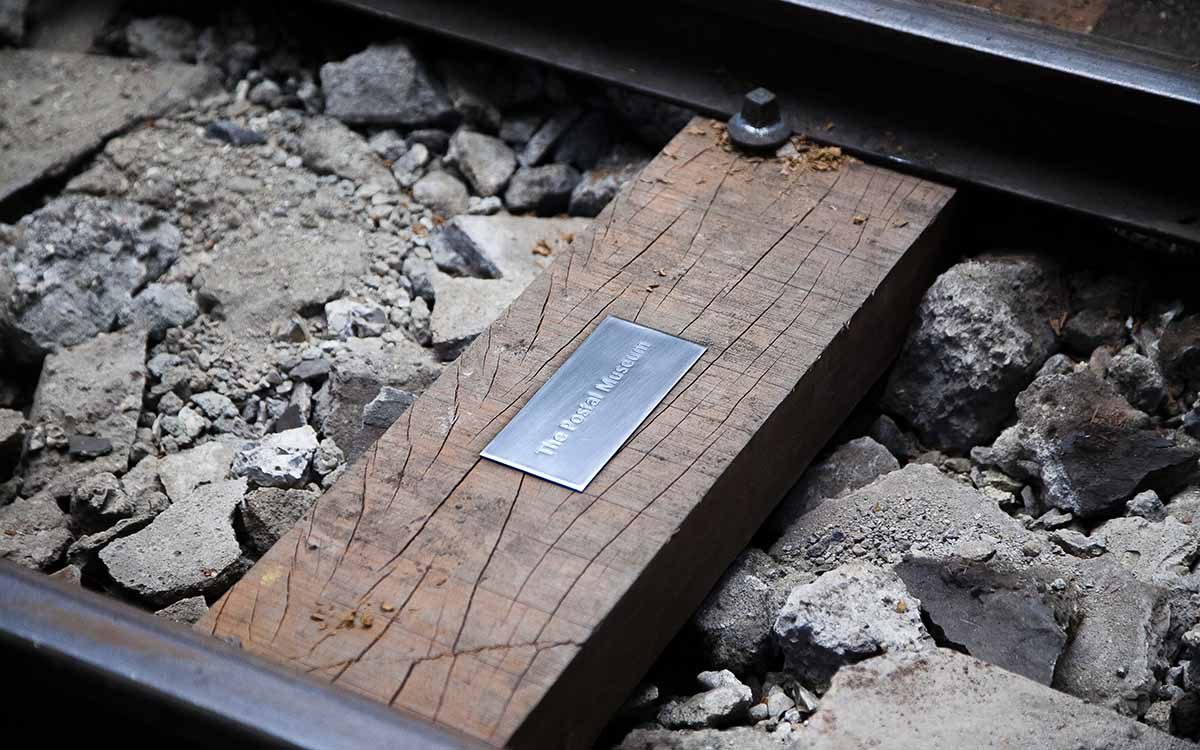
[200, 120, 956, 748]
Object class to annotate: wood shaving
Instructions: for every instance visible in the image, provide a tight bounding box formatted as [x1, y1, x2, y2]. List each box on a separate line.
[532, 240, 552, 256]
[777, 135, 850, 175]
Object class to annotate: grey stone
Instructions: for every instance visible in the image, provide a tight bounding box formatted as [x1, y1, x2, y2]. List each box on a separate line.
[69, 472, 133, 534]
[1037, 352, 1076, 377]
[1158, 314, 1200, 389]
[367, 130, 407, 162]
[1051, 528, 1107, 558]
[1092, 516, 1198, 584]
[448, 130, 516, 197]
[155, 596, 209, 625]
[240, 487, 319, 554]
[125, 16, 197, 62]
[231, 426, 318, 488]
[311, 438, 344, 478]
[407, 129, 450, 155]
[1167, 486, 1200, 525]
[805, 649, 1191, 750]
[325, 298, 387, 339]
[895, 558, 1072, 686]
[500, 111, 544, 146]
[191, 392, 237, 420]
[0, 407, 26, 474]
[1107, 349, 1168, 414]
[412, 171, 469, 217]
[247, 79, 282, 107]
[467, 195, 503, 215]
[289, 358, 331, 383]
[430, 215, 589, 359]
[205, 119, 266, 146]
[0, 0, 27, 44]
[20, 329, 146, 500]
[689, 549, 810, 675]
[1, 195, 179, 361]
[68, 435, 112, 458]
[362, 386, 416, 428]
[773, 562, 931, 690]
[882, 254, 1067, 453]
[299, 116, 395, 187]
[439, 59, 502, 132]
[0, 50, 214, 203]
[1128, 489, 1167, 520]
[65, 515, 154, 568]
[519, 106, 582, 167]
[0, 494, 72, 570]
[430, 220, 502, 278]
[157, 441, 234, 503]
[568, 170, 623, 218]
[504, 164, 581, 215]
[768, 436, 898, 535]
[160, 406, 207, 446]
[320, 41, 457, 128]
[604, 87, 695, 148]
[313, 337, 440, 460]
[973, 371, 1199, 518]
[866, 414, 923, 461]
[391, 142, 429, 187]
[615, 728, 784, 750]
[552, 112, 611, 170]
[118, 282, 199, 339]
[657, 670, 753, 730]
[1062, 307, 1126, 354]
[100, 478, 247, 606]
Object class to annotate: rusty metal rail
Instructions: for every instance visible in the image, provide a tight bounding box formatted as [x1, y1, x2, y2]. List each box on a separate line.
[0, 561, 478, 749]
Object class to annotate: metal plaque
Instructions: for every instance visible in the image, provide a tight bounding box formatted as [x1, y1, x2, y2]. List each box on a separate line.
[481, 316, 706, 491]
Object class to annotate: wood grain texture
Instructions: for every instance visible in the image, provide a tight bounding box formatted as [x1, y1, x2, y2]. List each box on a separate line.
[200, 120, 956, 748]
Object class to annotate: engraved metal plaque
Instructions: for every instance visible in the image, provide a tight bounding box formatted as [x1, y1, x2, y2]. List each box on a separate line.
[481, 316, 706, 491]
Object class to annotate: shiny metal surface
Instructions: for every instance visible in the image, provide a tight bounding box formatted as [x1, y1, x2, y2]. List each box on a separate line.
[482, 316, 705, 491]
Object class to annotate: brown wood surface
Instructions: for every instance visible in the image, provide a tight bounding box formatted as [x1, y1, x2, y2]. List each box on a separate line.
[200, 121, 956, 748]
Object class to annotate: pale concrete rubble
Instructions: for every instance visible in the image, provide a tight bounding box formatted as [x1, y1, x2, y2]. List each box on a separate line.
[231, 425, 319, 488]
[765, 436, 898, 535]
[805, 649, 1192, 750]
[155, 596, 210, 626]
[100, 478, 248, 606]
[320, 41, 457, 128]
[656, 670, 754, 730]
[240, 486, 320, 554]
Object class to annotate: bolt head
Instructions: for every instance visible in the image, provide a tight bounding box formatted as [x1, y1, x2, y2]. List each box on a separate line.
[741, 88, 780, 128]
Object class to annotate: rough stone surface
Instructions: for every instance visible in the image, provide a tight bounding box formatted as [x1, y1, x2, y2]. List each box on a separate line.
[125, 16, 197, 62]
[100, 478, 247, 606]
[313, 337, 440, 460]
[231, 426, 319, 488]
[1051, 528, 1108, 558]
[240, 487, 320, 554]
[430, 215, 589, 359]
[882, 254, 1066, 453]
[0, 494, 73, 571]
[0, 408, 28, 474]
[1159, 315, 1200, 389]
[689, 549, 810, 675]
[155, 595, 209, 625]
[20, 329, 147, 499]
[448, 130, 516, 197]
[197, 223, 368, 333]
[1108, 349, 1168, 414]
[361, 386, 417, 428]
[325, 298, 387, 339]
[157, 441, 235, 503]
[503, 164, 581, 215]
[118, 282, 199, 339]
[773, 562, 932, 690]
[430, 219, 503, 278]
[974, 371, 1199, 518]
[320, 41, 456, 128]
[0, 49, 214, 203]
[768, 436, 898, 536]
[805, 649, 1191, 750]
[412, 171, 469, 217]
[1, 195, 179, 361]
[895, 558, 1072, 685]
[298, 116, 395, 187]
[657, 670, 754, 730]
[0, 0, 27, 44]
[1092, 516, 1198, 584]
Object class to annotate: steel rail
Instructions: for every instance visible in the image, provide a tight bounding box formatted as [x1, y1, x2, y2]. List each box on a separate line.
[332, 0, 1200, 245]
[0, 561, 480, 749]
